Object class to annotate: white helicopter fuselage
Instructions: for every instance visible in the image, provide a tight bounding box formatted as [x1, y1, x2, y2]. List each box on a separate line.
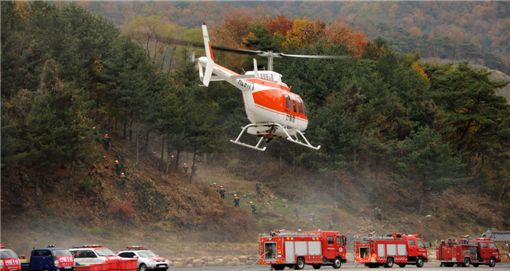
[198, 56, 308, 137]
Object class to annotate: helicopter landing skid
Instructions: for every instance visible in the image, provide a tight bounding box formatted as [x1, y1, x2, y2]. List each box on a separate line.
[230, 123, 321, 151]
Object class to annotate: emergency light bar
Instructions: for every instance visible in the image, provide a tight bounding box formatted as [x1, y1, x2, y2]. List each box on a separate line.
[72, 244, 104, 248]
[126, 246, 147, 250]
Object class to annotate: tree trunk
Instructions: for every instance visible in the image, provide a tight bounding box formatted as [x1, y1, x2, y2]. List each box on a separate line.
[167, 46, 176, 72]
[152, 36, 159, 64]
[418, 175, 427, 215]
[160, 48, 168, 71]
[136, 133, 139, 165]
[145, 32, 151, 58]
[189, 146, 197, 182]
[123, 120, 127, 139]
[144, 129, 151, 154]
[500, 179, 510, 202]
[175, 148, 181, 171]
[160, 136, 165, 165]
[129, 113, 134, 143]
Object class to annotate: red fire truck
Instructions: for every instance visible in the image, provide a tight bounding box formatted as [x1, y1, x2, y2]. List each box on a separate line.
[355, 233, 428, 268]
[257, 230, 347, 270]
[436, 237, 501, 267]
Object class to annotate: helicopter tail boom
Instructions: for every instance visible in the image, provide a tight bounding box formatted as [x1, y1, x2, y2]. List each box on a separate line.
[199, 24, 256, 86]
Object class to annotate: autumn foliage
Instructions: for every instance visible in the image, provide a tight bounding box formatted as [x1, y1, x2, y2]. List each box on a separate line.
[216, 15, 367, 58]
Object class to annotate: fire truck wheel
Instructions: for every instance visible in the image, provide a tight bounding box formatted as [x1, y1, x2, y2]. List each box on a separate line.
[332, 258, 342, 269]
[463, 257, 470, 267]
[416, 257, 424, 268]
[312, 264, 321, 269]
[398, 264, 406, 268]
[138, 264, 147, 271]
[488, 257, 495, 267]
[294, 257, 305, 270]
[384, 257, 394, 268]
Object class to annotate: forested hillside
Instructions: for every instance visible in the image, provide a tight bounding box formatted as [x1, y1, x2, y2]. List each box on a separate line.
[78, 1, 510, 74]
[2, 1, 510, 251]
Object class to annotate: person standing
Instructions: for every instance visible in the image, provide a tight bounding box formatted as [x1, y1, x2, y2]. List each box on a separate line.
[218, 185, 226, 199]
[233, 193, 240, 207]
[250, 201, 257, 215]
[255, 182, 262, 200]
[114, 159, 124, 176]
[119, 172, 126, 186]
[102, 133, 112, 150]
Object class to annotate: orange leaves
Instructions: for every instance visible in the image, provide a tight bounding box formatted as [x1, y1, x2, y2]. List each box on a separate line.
[325, 20, 367, 57]
[14, 1, 30, 22]
[266, 15, 293, 36]
[283, 18, 326, 49]
[213, 10, 260, 48]
[216, 15, 369, 57]
[411, 62, 429, 82]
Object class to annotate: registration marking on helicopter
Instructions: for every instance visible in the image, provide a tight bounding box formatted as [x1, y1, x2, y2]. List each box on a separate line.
[237, 79, 255, 91]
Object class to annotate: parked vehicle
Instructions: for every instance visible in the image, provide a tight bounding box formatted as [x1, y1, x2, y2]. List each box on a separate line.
[1, 245, 21, 271]
[117, 246, 169, 271]
[355, 233, 428, 268]
[20, 246, 74, 271]
[69, 245, 119, 266]
[257, 230, 347, 270]
[436, 237, 501, 267]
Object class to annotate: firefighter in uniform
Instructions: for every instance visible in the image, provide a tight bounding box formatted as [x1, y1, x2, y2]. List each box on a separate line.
[102, 133, 112, 150]
[233, 193, 240, 207]
[218, 185, 226, 199]
[119, 172, 126, 186]
[93, 126, 101, 142]
[114, 159, 124, 176]
[250, 201, 256, 215]
[182, 162, 189, 174]
[255, 182, 262, 199]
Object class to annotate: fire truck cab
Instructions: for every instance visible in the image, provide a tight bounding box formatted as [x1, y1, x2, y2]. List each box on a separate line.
[355, 233, 428, 268]
[257, 230, 347, 270]
[436, 237, 501, 267]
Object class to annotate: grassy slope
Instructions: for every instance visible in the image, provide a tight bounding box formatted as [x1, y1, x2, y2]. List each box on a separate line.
[2, 134, 508, 259]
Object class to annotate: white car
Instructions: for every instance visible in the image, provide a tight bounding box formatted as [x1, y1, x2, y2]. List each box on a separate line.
[117, 247, 169, 271]
[69, 245, 119, 266]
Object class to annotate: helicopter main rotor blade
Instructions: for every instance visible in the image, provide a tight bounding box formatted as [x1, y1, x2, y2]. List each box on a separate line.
[158, 36, 262, 55]
[211, 45, 262, 55]
[157, 35, 348, 60]
[280, 53, 350, 59]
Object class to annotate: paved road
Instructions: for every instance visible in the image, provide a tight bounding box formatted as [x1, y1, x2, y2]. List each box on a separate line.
[176, 262, 510, 271]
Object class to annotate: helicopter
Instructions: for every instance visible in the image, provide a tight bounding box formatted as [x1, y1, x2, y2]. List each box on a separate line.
[195, 23, 347, 151]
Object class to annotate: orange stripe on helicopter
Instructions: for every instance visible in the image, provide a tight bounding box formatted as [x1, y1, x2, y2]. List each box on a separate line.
[252, 89, 307, 120]
[208, 42, 215, 61]
[247, 79, 290, 91]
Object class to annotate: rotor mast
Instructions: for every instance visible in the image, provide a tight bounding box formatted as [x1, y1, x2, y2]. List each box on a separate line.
[258, 51, 281, 71]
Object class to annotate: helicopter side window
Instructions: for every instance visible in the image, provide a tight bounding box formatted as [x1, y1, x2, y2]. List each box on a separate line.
[298, 101, 304, 114]
[293, 99, 297, 112]
[285, 96, 291, 110]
